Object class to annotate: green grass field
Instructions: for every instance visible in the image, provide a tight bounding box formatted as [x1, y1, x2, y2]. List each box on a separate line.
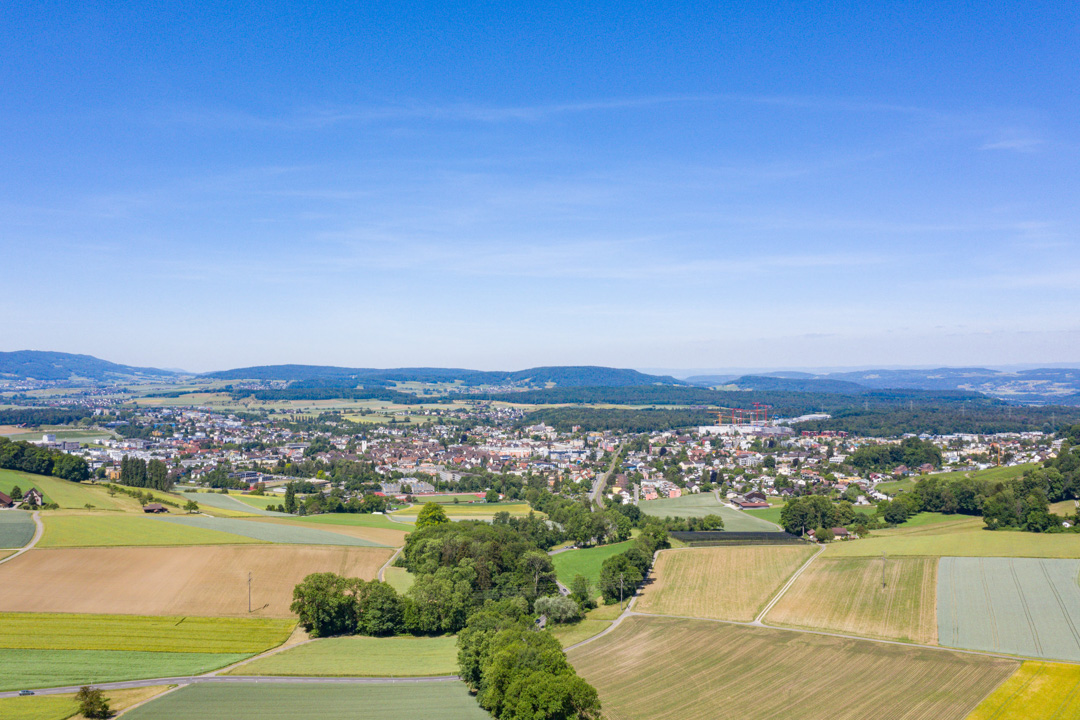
[898, 512, 963, 528]
[875, 479, 916, 496]
[550, 541, 635, 589]
[638, 493, 781, 532]
[391, 502, 535, 520]
[0, 686, 170, 720]
[0, 512, 35, 548]
[965, 661, 1080, 719]
[547, 602, 624, 648]
[824, 517, 1080, 558]
[122, 682, 490, 720]
[0, 470, 130, 510]
[295, 513, 415, 530]
[157, 515, 387, 547]
[37, 514, 266, 548]
[179, 491, 288, 517]
[410, 493, 487, 504]
[0, 648, 250, 691]
[0, 612, 295, 653]
[743, 504, 784, 525]
[383, 566, 415, 594]
[569, 615, 1018, 720]
[231, 635, 458, 677]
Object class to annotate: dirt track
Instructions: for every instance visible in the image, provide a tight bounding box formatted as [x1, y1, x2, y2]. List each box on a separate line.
[0, 545, 393, 617]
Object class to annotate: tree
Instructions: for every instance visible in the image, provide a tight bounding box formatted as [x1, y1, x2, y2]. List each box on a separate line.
[9, 485, 22, 500]
[485, 489, 500, 503]
[184, 499, 200, 514]
[290, 573, 360, 637]
[76, 686, 110, 719]
[569, 574, 596, 610]
[698, 514, 724, 531]
[815, 526, 835, 543]
[598, 554, 643, 604]
[284, 483, 297, 514]
[415, 502, 450, 529]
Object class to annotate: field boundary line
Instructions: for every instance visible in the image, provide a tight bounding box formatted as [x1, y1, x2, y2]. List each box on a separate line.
[112, 684, 184, 719]
[1040, 559, 1080, 654]
[0, 511, 43, 566]
[208, 626, 312, 676]
[754, 542, 824, 625]
[1008, 559, 1043, 656]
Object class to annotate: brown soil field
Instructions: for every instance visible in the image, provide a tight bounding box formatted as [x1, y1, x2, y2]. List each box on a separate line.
[568, 616, 1017, 720]
[767, 556, 939, 644]
[635, 545, 816, 622]
[0, 545, 393, 617]
[255, 518, 408, 547]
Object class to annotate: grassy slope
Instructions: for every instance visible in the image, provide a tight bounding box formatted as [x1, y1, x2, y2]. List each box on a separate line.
[0, 649, 250, 691]
[122, 682, 490, 720]
[965, 661, 1080, 720]
[547, 602, 624, 648]
[767, 556, 938, 644]
[157, 515, 386, 547]
[0, 470, 132, 511]
[382, 567, 415, 594]
[635, 545, 816, 622]
[37, 514, 267, 548]
[569, 616, 1017, 720]
[178, 491, 286, 517]
[550, 541, 635, 589]
[742, 504, 784, 525]
[0, 613, 294, 653]
[637, 493, 781, 532]
[824, 517, 1080, 558]
[0, 686, 171, 720]
[0, 512, 35, 548]
[230, 635, 458, 677]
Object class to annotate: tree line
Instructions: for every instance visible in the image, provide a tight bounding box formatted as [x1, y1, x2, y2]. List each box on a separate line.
[0, 437, 89, 481]
[119, 456, 173, 491]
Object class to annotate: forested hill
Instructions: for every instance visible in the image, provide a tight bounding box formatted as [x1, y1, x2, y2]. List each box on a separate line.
[203, 364, 686, 388]
[0, 351, 178, 383]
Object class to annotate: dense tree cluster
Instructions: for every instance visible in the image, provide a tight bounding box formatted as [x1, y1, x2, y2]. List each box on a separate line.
[848, 437, 943, 471]
[119, 456, 172, 491]
[0, 437, 89, 481]
[779, 495, 865, 536]
[597, 528, 667, 604]
[0, 408, 93, 425]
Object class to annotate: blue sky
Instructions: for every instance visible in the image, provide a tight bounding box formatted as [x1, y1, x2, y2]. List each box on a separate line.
[2, 2, 1077, 373]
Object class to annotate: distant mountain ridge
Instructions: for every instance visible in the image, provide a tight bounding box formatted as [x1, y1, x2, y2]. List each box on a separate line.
[0, 350, 179, 383]
[688, 367, 1080, 405]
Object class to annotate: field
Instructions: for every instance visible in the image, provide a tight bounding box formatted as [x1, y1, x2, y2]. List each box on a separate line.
[742, 503, 785, 525]
[550, 541, 635, 588]
[410, 493, 487, 504]
[634, 545, 816, 622]
[0, 470, 133, 511]
[0, 512, 35, 548]
[547, 602, 624, 648]
[37, 514, 267, 548]
[0, 545, 393, 617]
[966, 661, 1080, 720]
[638, 494, 781, 532]
[296, 513, 415, 531]
[179, 491, 287, 517]
[0, 613, 294, 653]
[122, 682, 490, 720]
[391, 502, 535, 520]
[0, 686, 170, 720]
[158, 515, 388, 547]
[0, 648, 249, 691]
[383, 566, 415, 593]
[767, 556, 939, 644]
[261, 517, 409, 547]
[823, 516, 1080, 558]
[899, 512, 963, 528]
[568, 616, 1018, 720]
[938, 557, 1080, 662]
[230, 635, 459, 677]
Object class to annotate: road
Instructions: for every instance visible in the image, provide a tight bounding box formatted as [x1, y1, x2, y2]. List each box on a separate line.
[0, 511, 43, 567]
[590, 442, 624, 509]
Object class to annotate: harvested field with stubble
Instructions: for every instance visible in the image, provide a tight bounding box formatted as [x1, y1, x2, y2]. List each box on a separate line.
[0, 545, 393, 617]
[635, 545, 816, 622]
[823, 517, 1080, 558]
[568, 616, 1018, 720]
[965, 661, 1080, 720]
[767, 556, 938, 644]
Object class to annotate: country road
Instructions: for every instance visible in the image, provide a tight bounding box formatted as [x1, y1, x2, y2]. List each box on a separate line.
[590, 442, 624, 509]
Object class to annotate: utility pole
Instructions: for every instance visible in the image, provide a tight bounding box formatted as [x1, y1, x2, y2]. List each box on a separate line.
[248, 572, 252, 613]
[619, 572, 626, 608]
[881, 552, 887, 590]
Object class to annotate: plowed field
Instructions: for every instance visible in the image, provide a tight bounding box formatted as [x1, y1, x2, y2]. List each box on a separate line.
[0, 545, 392, 617]
[569, 616, 1017, 720]
[767, 556, 938, 644]
[635, 545, 815, 622]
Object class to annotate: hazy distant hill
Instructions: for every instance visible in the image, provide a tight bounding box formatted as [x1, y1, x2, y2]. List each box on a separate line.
[205, 364, 686, 388]
[0, 351, 179, 383]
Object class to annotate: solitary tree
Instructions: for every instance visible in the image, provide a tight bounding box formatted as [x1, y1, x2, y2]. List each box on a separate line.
[76, 686, 109, 719]
[415, 502, 450, 529]
[184, 499, 200, 514]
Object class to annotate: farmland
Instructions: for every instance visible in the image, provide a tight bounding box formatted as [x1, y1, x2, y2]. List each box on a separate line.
[158, 515, 387, 546]
[965, 661, 1080, 720]
[382, 566, 415, 593]
[568, 616, 1018, 720]
[0, 545, 392, 616]
[638, 493, 781, 532]
[391, 502, 535, 520]
[122, 682, 490, 720]
[295, 513, 415, 531]
[230, 635, 459, 677]
[938, 557, 1080, 662]
[635, 545, 816, 622]
[0, 512, 34, 548]
[823, 516, 1080, 558]
[767, 556, 938, 644]
[0, 648, 249, 691]
[261, 516, 409, 547]
[37, 513, 266, 548]
[0, 470, 132, 511]
[550, 540, 635, 588]
[0, 612, 294, 653]
[547, 602, 624, 648]
[0, 686, 170, 720]
[410, 493, 487, 504]
[179, 490, 287, 517]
